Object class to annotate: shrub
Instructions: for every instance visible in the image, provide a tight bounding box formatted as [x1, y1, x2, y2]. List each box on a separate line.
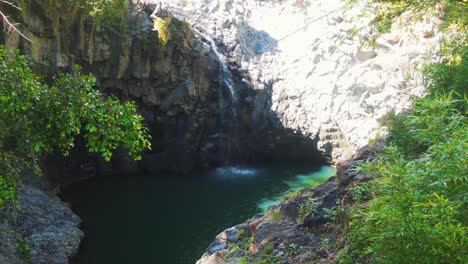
[298, 197, 318, 222]
[340, 2, 467, 262]
[342, 54, 468, 264]
[79, 0, 130, 33]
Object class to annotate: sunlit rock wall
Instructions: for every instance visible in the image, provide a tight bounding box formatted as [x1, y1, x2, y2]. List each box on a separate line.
[154, 0, 443, 163]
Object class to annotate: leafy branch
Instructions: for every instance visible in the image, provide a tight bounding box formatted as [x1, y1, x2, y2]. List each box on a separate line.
[0, 0, 31, 42]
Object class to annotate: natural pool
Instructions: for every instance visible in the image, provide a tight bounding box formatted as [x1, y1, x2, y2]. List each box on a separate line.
[63, 163, 335, 264]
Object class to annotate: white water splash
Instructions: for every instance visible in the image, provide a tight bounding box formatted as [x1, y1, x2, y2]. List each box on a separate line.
[215, 167, 258, 178]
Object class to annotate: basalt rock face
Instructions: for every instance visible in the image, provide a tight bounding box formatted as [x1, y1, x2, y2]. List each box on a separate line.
[156, 0, 443, 163]
[3, 0, 225, 175]
[2, 0, 336, 175]
[0, 185, 83, 264]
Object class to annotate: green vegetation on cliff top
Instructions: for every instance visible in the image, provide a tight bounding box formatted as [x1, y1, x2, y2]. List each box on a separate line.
[78, 0, 130, 33]
[339, 0, 467, 263]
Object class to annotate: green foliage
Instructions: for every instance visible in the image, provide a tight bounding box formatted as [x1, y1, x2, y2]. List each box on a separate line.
[323, 206, 338, 222]
[323, 200, 347, 231]
[367, 133, 382, 146]
[142, 32, 159, 53]
[226, 230, 254, 261]
[338, 3, 468, 261]
[298, 197, 318, 222]
[0, 46, 151, 211]
[345, 135, 467, 263]
[320, 237, 333, 255]
[287, 243, 298, 256]
[151, 13, 195, 52]
[348, 27, 360, 37]
[238, 229, 254, 252]
[380, 93, 466, 158]
[0, 152, 22, 211]
[347, 0, 467, 47]
[254, 244, 281, 264]
[269, 211, 282, 221]
[237, 228, 245, 238]
[15, 238, 31, 261]
[281, 190, 301, 202]
[78, 0, 130, 33]
[422, 42, 468, 100]
[351, 182, 372, 201]
[341, 47, 468, 263]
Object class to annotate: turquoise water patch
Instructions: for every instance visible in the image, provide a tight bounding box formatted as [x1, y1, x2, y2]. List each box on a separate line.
[257, 166, 336, 211]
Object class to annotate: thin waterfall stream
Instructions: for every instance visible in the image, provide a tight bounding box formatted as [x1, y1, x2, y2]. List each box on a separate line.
[193, 28, 238, 102]
[193, 27, 242, 163]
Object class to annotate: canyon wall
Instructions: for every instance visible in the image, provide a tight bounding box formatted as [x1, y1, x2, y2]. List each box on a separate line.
[156, 0, 443, 163]
[0, 0, 446, 262]
[4, 0, 330, 177]
[3, 0, 226, 176]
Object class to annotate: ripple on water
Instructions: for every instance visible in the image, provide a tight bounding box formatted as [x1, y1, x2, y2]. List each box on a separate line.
[214, 167, 259, 178]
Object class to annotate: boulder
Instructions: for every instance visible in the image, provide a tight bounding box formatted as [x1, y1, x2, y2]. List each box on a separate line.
[0, 185, 83, 263]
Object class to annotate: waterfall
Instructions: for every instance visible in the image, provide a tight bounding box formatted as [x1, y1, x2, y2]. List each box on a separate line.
[193, 28, 241, 164]
[193, 28, 237, 102]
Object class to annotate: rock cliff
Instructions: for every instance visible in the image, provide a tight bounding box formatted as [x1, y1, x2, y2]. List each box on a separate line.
[178, 0, 445, 262]
[4, 0, 227, 175]
[0, 184, 83, 264]
[156, 0, 442, 162]
[0, 0, 446, 262]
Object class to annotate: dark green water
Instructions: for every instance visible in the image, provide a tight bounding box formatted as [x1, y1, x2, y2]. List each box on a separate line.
[62, 164, 335, 264]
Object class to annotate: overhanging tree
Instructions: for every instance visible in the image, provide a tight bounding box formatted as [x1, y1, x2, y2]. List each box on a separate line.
[0, 46, 151, 211]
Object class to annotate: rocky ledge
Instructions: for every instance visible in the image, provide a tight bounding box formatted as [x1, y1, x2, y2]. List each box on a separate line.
[197, 143, 380, 264]
[0, 185, 83, 264]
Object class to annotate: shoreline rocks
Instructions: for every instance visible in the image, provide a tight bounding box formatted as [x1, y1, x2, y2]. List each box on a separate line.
[196, 143, 380, 264]
[0, 185, 83, 264]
